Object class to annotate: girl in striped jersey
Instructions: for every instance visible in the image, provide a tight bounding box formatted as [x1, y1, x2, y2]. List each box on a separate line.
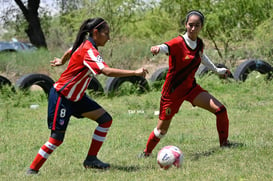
[140, 10, 232, 157]
[27, 17, 148, 174]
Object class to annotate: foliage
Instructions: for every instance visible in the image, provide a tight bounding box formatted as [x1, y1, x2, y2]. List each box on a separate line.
[203, 0, 272, 58]
[122, 7, 178, 42]
[0, 0, 272, 64]
[1, 1, 52, 45]
[158, 0, 273, 62]
[0, 5, 27, 41]
[253, 17, 273, 61]
[0, 49, 65, 84]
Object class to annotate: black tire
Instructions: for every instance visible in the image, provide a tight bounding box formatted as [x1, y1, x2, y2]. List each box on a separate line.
[0, 75, 12, 88]
[87, 77, 104, 93]
[150, 67, 168, 82]
[104, 76, 149, 94]
[16, 73, 55, 96]
[234, 60, 273, 81]
[196, 63, 233, 79]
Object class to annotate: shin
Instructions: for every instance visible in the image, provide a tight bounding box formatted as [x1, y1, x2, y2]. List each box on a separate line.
[215, 106, 229, 146]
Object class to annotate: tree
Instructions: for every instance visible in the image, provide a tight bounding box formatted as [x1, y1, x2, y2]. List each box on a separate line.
[158, 0, 273, 61]
[14, 0, 47, 48]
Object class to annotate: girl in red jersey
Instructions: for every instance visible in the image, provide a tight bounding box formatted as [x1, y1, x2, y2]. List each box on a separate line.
[27, 17, 148, 174]
[140, 10, 231, 157]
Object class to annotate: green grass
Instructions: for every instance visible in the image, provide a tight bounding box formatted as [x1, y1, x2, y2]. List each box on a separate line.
[0, 75, 273, 181]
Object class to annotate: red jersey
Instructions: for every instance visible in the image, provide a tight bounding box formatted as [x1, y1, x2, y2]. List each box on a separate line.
[162, 35, 203, 98]
[54, 38, 108, 101]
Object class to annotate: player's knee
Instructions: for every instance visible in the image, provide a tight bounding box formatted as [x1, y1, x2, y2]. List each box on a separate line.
[50, 130, 65, 142]
[96, 112, 113, 125]
[214, 105, 227, 115]
[154, 127, 167, 139]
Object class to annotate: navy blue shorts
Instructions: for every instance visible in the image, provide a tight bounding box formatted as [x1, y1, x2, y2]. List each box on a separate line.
[47, 87, 101, 131]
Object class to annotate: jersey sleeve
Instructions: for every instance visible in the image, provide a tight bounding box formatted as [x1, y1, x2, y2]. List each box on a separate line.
[83, 48, 109, 75]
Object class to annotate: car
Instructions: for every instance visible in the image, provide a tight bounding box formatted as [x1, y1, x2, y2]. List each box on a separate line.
[0, 38, 36, 52]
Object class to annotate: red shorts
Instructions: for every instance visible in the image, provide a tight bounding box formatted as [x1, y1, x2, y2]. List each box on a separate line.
[159, 84, 207, 120]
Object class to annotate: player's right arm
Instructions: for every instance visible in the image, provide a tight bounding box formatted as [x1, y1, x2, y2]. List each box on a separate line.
[150, 44, 169, 55]
[51, 48, 72, 66]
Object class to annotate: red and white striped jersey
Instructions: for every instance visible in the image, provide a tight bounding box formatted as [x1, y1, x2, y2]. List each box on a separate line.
[54, 39, 108, 101]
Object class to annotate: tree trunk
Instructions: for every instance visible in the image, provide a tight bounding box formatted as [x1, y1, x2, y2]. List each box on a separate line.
[25, 12, 47, 48]
[14, 0, 47, 48]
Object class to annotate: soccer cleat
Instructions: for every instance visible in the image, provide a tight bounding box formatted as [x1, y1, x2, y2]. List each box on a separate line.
[138, 151, 152, 158]
[83, 156, 110, 169]
[221, 140, 244, 148]
[26, 168, 39, 175]
[220, 140, 231, 147]
[221, 140, 239, 148]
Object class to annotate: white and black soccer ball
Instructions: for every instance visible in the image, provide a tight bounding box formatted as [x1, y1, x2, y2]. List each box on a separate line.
[157, 145, 184, 170]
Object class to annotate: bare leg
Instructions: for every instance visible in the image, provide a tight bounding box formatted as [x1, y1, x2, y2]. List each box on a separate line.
[81, 108, 106, 120]
[192, 91, 229, 146]
[192, 91, 223, 113]
[156, 119, 172, 134]
[143, 118, 172, 155]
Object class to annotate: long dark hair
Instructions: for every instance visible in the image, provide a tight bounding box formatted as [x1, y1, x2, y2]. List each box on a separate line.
[71, 17, 107, 54]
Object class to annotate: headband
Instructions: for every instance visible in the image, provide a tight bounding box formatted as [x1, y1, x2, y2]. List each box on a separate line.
[94, 20, 106, 29]
[186, 10, 205, 24]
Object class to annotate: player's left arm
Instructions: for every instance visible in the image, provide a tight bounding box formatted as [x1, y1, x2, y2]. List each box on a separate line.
[101, 67, 148, 78]
[201, 53, 230, 76]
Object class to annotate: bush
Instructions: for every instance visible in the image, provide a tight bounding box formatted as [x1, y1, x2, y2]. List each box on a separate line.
[253, 17, 273, 63]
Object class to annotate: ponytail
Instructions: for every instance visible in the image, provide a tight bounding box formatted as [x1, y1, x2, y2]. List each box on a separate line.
[71, 17, 107, 54]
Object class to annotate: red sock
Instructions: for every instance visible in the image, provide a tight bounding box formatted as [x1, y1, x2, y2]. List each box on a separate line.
[215, 106, 229, 146]
[144, 131, 160, 154]
[29, 137, 62, 171]
[87, 121, 112, 156]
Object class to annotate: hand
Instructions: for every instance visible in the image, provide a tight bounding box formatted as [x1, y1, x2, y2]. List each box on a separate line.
[150, 46, 160, 56]
[224, 69, 232, 78]
[135, 67, 149, 77]
[219, 69, 231, 79]
[50, 57, 63, 67]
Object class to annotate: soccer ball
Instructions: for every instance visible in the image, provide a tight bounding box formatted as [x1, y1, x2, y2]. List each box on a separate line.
[157, 145, 183, 170]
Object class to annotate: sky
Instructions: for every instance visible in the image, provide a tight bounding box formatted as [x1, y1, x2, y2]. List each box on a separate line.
[0, 0, 60, 36]
[0, 0, 60, 17]
[0, 0, 159, 17]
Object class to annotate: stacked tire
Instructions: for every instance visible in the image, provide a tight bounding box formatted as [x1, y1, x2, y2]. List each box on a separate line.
[1, 59, 273, 97]
[233, 60, 273, 81]
[0, 75, 12, 89]
[15, 73, 55, 96]
[15, 74, 105, 96]
[104, 76, 149, 94]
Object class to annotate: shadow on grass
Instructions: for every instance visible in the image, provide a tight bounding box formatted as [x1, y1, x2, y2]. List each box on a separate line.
[82, 165, 142, 173]
[111, 165, 141, 172]
[190, 141, 245, 161]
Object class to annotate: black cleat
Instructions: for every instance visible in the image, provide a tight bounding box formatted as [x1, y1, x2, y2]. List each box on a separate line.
[221, 140, 243, 148]
[83, 156, 110, 169]
[138, 151, 152, 158]
[26, 168, 39, 175]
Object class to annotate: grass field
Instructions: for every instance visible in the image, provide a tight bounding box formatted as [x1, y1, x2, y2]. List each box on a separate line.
[0, 74, 273, 181]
